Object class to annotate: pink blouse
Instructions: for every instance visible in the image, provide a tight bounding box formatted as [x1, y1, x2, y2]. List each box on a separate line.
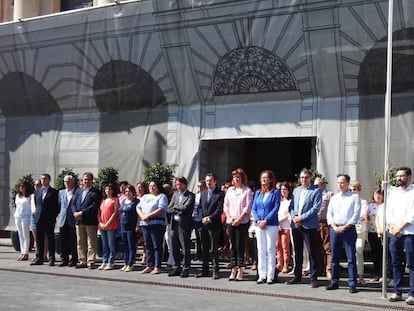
[223, 185, 253, 224]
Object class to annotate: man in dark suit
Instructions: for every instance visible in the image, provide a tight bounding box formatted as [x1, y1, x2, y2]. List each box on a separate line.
[286, 168, 322, 288]
[31, 173, 59, 266]
[167, 176, 195, 278]
[57, 175, 78, 267]
[70, 172, 101, 269]
[196, 173, 224, 279]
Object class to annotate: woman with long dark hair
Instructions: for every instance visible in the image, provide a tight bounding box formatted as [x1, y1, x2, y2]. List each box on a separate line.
[14, 181, 33, 261]
[277, 182, 294, 273]
[98, 183, 119, 270]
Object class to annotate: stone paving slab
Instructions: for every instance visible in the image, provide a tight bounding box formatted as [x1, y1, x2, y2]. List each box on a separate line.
[0, 240, 413, 310]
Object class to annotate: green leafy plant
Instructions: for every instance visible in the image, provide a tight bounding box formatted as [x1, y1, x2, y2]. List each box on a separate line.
[11, 174, 34, 207]
[143, 163, 177, 186]
[374, 167, 397, 188]
[54, 168, 79, 190]
[94, 167, 119, 190]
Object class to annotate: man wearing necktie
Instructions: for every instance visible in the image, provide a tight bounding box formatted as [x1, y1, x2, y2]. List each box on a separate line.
[31, 173, 59, 266]
[196, 173, 224, 279]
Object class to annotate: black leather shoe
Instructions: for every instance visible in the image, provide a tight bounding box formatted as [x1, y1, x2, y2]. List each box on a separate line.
[59, 262, 68, 267]
[168, 269, 182, 277]
[311, 281, 319, 288]
[195, 272, 209, 278]
[49, 260, 55, 267]
[285, 278, 301, 285]
[30, 259, 43, 266]
[326, 283, 339, 290]
[349, 286, 358, 293]
[69, 261, 77, 267]
[180, 270, 189, 278]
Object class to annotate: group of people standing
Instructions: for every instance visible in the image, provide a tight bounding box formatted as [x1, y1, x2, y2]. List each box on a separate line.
[12, 166, 414, 305]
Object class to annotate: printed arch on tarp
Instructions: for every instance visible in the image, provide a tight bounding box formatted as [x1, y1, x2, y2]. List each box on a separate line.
[358, 28, 414, 96]
[212, 46, 297, 96]
[0, 72, 61, 117]
[93, 60, 167, 113]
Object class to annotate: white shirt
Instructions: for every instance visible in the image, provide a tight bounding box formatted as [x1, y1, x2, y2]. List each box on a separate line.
[14, 195, 31, 218]
[327, 191, 361, 226]
[386, 184, 414, 235]
[278, 199, 291, 229]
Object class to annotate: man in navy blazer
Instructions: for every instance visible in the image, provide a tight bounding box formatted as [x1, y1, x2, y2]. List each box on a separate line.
[167, 176, 195, 278]
[70, 172, 101, 269]
[57, 175, 78, 267]
[286, 168, 322, 287]
[31, 173, 59, 266]
[196, 173, 224, 279]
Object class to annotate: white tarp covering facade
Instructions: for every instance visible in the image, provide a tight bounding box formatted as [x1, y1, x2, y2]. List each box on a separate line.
[0, 0, 413, 229]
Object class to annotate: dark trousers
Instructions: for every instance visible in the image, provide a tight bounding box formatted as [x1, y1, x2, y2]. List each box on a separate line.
[120, 227, 137, 266]
[389, 234, 414, 297]
[36, 220, 56, 262]
[142, 224, 165, 268]
[292, 227, 318, 281]
[330, 226, 357, 287]
[171, 222, 192, 270]
[367, 232, 383, 277]
[228, 222, 249, 267]
[199, 225, 220, 273]
[60, 219, 78, 264]
[194, 221, 203, 259]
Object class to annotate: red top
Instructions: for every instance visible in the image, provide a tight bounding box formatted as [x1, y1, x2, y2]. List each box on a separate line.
[99, 197, 119, 230]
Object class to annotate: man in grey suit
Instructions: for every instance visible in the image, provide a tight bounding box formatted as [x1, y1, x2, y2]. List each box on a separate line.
[167, 177, 195, 278]
[57, 175, 78, 267]
[286, 168, 322, 288]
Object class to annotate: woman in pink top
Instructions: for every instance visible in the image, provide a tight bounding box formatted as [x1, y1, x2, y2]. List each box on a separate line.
[224, 168, 253, 281]
[98, 183, 120, 270]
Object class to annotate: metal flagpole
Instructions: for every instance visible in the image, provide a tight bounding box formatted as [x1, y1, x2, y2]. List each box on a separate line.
[381, 0, 394, 299]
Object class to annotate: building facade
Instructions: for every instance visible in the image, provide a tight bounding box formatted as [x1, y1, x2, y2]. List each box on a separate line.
[0, 0, 413, 229]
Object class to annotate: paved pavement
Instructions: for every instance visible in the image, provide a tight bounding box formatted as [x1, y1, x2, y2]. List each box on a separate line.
[0, 238, 413, 310]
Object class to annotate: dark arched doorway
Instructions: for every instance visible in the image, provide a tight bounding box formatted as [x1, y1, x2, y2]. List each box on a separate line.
[357, 28, 414, 193]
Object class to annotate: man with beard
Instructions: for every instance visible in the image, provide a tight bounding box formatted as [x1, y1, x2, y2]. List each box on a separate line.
[386, 167, 414, 305]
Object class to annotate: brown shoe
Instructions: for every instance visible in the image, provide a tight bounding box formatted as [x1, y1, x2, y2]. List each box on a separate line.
[87, 263, 96, 270]
[76, 262, 87, 269]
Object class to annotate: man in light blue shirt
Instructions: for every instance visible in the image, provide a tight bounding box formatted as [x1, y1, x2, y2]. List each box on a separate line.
[326, 174, 361, 293]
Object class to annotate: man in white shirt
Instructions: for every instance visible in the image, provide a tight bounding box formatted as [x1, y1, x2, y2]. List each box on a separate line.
[386, 167, 414, 305]
[326, 174, 361, 293]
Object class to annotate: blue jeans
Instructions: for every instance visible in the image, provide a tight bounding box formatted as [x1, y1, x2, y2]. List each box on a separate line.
[101, 229, 117, 264]
[121, 227, 137, 266]
[389, 234, 414, 297]
[330, 226, 357, 287]
[142, 225, 166, 268]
